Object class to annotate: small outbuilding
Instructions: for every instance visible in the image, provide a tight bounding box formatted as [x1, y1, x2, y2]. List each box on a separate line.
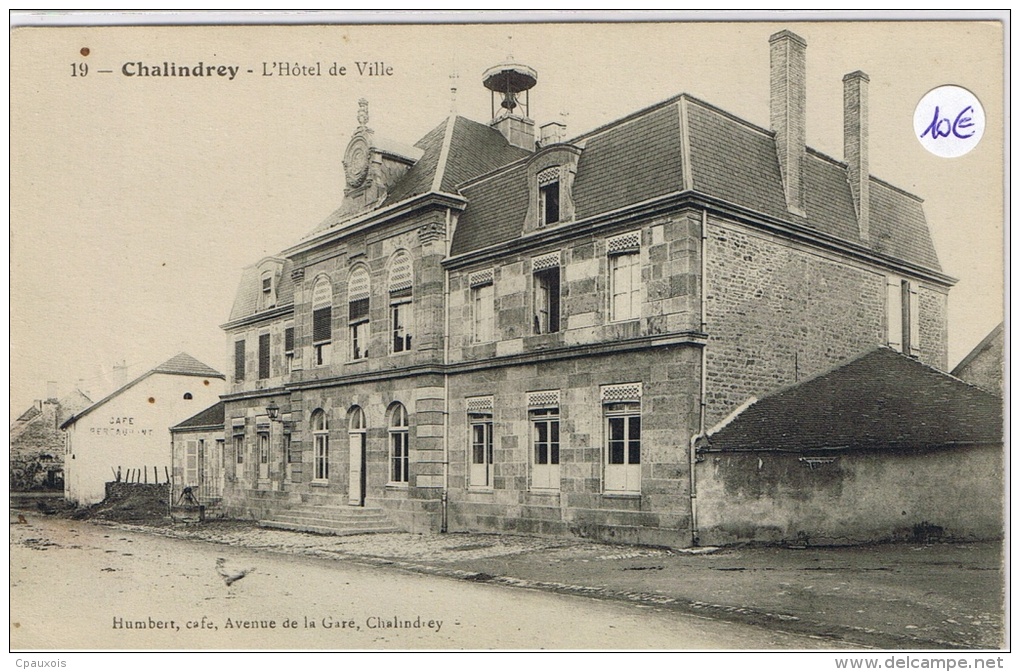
[169, 401, 225, 510]
[60, 353, 224, 506]
[693, 347, 1004, 546]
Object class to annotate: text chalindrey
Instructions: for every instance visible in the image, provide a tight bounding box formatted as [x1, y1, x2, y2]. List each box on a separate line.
[120, 61, 395, 80]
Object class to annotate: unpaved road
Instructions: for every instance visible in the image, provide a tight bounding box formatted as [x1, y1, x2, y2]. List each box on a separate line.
[11, 516, 845, 650]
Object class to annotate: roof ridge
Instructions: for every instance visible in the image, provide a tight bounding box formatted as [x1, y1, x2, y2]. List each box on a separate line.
[952, 322, 1005, 375]
[431, 115, 456, 193]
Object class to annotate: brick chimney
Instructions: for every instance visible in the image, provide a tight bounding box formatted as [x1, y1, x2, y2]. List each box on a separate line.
[769, 30, 807, 216]
[843, 70, 870, 242]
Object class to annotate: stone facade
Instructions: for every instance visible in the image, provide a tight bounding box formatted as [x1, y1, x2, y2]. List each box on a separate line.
[216, 31, 955, 547]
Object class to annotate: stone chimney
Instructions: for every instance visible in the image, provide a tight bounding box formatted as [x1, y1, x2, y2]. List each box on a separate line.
[843, 70, 870, 242]
[540, 121, 566, 145]
[46, 380, 58, 401]
[769, 30, 807, 216]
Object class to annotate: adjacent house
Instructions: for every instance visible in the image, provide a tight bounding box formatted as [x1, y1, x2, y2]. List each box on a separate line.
[218, 31, 962, 547]
[10, 386, 91, 491]
[951, 322, 1004, 396]
[693, 347, 1004, 546]
[60, 353, 224, 506]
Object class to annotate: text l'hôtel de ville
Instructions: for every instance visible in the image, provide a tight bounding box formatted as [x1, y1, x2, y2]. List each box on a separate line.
[120, 61, 394, 81]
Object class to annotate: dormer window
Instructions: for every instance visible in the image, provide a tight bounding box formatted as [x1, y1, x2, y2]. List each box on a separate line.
[538, 167, 560, 226]
[261, 271, 276, 310]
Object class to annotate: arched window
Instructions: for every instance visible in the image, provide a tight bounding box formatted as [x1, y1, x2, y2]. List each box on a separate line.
[388, 251, 413, 353]
[311, 409, 329, 481]
[348, 266, 371, 360]
[311, 276, 333, 366]
[183, 392, 193, 400]
[349, 406, 366, 432]
[388, 403, 409, 484]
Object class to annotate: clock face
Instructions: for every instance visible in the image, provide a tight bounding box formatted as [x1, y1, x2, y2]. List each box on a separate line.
[344, 140, 369, 188]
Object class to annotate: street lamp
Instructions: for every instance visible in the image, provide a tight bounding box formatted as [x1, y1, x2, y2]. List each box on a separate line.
[265, 400, 280, 422]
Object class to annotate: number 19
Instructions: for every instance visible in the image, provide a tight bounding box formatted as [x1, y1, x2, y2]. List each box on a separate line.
[70, 62, 88, 77]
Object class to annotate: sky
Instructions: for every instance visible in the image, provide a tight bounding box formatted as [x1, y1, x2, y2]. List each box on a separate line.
[9, 17, 1005, 417]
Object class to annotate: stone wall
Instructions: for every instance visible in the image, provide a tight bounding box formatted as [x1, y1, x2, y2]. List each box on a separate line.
[704, 217, 948, 424]
[695, 444, 1004, 545]
[447, 345, 701, 547]
[447, 211, 701, 363]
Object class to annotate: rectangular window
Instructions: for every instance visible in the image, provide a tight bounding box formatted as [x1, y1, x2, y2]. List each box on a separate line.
[539, 181, 560, 226]
[533, 267, 560, 334]
[609, 251, 641, 322]
[603, 390, 641, 494]
[314, 434, 329, 481]
[258, 333, 270, 379]
[262, 275, 275, 309]
[469, 413, 494, 488]
[313, 306, 332, 367]
[234, 340, 245, 382]
[284, 324, 295, 372]
[349, 297, 369, 360]
[530, 408, 560, 490]
[233, 433, 244, 465]
[391, 301, 413, 353]
[390, 430, 409, 484]
[185, 440, 198, 486]
[472, 282, 494, 343]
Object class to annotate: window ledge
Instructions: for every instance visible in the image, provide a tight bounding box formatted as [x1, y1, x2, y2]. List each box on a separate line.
[603, 492, 641, 499]
[310, 480, 330, 487]
[528, 488, 560, 496]
[385, 482, 409, 490]
[467, 487, 495, 493]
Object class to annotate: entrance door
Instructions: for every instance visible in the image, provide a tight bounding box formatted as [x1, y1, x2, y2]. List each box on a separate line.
[258, 433, 270, 481]
[348, 406, 367, 506]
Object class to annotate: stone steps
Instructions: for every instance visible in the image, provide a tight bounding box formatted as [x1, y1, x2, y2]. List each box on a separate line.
[260, 504, 400, 536]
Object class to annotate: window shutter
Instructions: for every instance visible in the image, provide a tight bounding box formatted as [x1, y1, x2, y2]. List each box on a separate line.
[886, 277, 902, 352]
[258, 333, 270, 379]
[312, 307, 332, 343]
[388, 252, 413, 299]
[234, 340, 245, 380]
[284, 326, 294, 353]
[349, 297, 369, 321]
[908, 281, 921, 357]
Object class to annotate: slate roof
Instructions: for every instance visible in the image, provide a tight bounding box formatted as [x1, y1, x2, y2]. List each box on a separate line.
[227, 258, 295, 323]
[703, 348, 1003, 453]
[60, 353, 223, 429]
[152, 353, 224, 379]
[171, 401, 225, 431]
[451, 95, 943, 273]
[301, 116, 531, 240]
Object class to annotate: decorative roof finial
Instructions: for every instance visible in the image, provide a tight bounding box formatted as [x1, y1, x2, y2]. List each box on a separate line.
[449, 71, 459, 115]
[357, 98, 369, 127]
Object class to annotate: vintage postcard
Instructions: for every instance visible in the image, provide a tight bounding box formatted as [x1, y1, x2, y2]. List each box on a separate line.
[9, 14, 1007, 657]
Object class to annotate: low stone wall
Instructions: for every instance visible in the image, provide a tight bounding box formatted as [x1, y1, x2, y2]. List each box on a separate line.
[695, 443, 1004, 546]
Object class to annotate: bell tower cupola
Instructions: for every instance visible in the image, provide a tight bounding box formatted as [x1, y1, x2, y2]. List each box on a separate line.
[483, 60, 537, 151]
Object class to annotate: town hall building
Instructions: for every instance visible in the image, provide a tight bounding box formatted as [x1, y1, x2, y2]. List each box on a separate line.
[215, 31, 959, 547]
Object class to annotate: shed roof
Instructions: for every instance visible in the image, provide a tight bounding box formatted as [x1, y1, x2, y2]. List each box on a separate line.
[702, 348, 1003, 454]
[171, 401, 225, 431]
